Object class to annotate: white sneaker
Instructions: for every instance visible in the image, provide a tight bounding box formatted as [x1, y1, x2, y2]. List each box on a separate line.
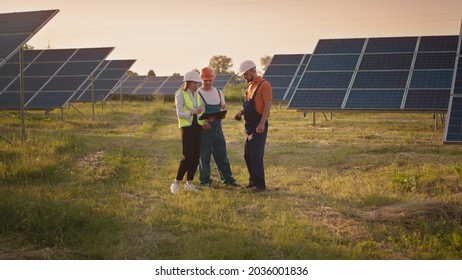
[170, 182, 180, 194]
[184, 182, 198, 192]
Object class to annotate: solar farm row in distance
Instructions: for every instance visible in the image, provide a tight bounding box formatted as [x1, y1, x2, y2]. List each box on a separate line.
[0, 10, 58, 67]
[263, 54, 310, 101]
[113, 74, 234, 96]
[288, 35, 459, 112]
[0, 47, 113, 109]
[443, 27, 462, 143]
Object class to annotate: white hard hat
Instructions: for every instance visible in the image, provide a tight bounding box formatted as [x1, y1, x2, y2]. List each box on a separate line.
[239, 60, 256, 75]
[183, 71, 201, 82]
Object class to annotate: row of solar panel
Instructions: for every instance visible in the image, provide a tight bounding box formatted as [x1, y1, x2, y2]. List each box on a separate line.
[0, 10, 139, 109]
[114, 74, 234, 96]
[262, 35, 462, 143]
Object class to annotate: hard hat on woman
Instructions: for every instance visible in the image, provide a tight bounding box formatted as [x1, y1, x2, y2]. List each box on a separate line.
[183, 71, 202, 82]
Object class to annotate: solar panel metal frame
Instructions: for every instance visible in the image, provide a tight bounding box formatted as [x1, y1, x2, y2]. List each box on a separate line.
[0, 10, 59, 68]
[288, 35, 458, 112]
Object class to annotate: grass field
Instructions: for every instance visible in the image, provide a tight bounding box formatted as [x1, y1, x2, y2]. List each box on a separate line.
[0, 99, 461, 259]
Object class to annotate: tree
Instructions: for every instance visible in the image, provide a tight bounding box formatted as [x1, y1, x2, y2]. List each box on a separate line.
[148, 70, 156, 76]
[22, 44, 34, 50]
[209, 55, 233, 74]
[172, 73, 181, 76]
[127, 70, 138, 76]
[261, 55, 272, 72]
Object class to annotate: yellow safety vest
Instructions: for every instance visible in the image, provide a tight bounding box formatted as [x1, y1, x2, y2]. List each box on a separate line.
[178, 89, 204, 128]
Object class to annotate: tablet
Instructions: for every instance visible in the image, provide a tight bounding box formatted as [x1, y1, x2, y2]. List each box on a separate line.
[199, 110, 227, 120]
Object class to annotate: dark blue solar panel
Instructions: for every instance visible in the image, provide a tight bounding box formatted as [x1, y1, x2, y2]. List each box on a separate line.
[70, 48, 114, 61]
[409, 70, 453, 88]
[35, 49, 75, 62]
[405, 89, 450, 110]
[5, 77, 49, 91]
[307, 55, 359, 71]
[97, 69, 127, 79]
[264, 65, 299, 75]
[314, 39, 365, 54]
[270, 54, 304, 64]
[414, 53, 456, 69]
[75, 60, 135, 102]
[0, 10, 58, 63]
[0, 35, 28, 60]
[5, 49, 42, 63]
[359, 53, 414, 70]
[346, 90, 404, 109]
[57, 62, 101, 76]
[0, 10, 59, 34]
[419, 36, 459, 52]
[24, 62, 62, 76]
[0, 91, 36, 108]
[365, 37, 417, 53]
[445, 96, 462, 142]
[298, 72, 353, 88]
[0, 77, 14, 91]
[455, 58, 462, 95]
[0, 63, 20, 76]
[271, 88, 287, 100]
[263, 76, 293, 87]
[42, 76, 88, 91]
[353, 71, 409, 88]
[26, 91, 75, 109]
[289, 90, 346, 108]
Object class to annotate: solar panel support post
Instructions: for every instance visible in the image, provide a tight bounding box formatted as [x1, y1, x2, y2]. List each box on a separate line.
[91, 75, 95, 121]
[19, 48, 26, 143]
[120, 80, 123, 110]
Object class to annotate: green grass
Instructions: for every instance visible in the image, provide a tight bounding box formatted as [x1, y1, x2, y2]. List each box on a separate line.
[0, 100, 461, 259]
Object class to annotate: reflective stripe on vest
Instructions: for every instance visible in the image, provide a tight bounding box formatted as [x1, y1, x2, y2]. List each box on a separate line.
[178, 89, 204, 128]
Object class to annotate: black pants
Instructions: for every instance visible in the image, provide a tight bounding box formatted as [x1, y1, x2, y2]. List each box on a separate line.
[244, 121, 268, 189]
[176, 119, 202, 181]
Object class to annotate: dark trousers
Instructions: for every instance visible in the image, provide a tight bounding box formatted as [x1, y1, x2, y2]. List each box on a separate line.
[176, 120, 202, 181]
[244, 121, 268, 189]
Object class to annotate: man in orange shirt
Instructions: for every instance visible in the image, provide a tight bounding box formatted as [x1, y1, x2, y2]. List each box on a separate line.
[234, 60, 272, 192]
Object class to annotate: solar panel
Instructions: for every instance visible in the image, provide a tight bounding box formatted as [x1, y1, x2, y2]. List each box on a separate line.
[0, 10, 59, 67]
[112, 75, 149, 95]
[443, 26, 462, 143]
[262, 54, 308, 101]
[74, 60, 135, 102]
[289, 35, 459, 112]
[0, 47, 113, 109]
[445, 96, 462, 142]
[211, 74, 233, 91]
[134, 76, 169, 96]
[155, 76, 184, 95]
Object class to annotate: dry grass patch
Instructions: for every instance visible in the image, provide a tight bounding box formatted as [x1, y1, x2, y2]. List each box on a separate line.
[352, 201, 462, 224]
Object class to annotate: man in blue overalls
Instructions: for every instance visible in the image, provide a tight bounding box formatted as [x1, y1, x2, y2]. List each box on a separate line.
[234, 60, 273, 192]
[198, 67, 239, 187]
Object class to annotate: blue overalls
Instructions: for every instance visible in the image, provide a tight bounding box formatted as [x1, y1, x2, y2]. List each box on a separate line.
[198, 89, 236, 186]
[243, 81, 268, 190]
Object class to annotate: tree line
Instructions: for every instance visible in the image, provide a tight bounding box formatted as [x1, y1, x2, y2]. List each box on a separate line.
[131, 55, 272, 77]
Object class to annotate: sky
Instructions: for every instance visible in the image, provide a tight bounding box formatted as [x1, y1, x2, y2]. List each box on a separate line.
[3, 0, 462, 76]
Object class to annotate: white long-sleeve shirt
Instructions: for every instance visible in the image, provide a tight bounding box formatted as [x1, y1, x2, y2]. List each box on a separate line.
[175, 88, 199, 119]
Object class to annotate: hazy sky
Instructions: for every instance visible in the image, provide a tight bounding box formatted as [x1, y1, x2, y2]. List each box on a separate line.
[3, 0, 462, 76]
